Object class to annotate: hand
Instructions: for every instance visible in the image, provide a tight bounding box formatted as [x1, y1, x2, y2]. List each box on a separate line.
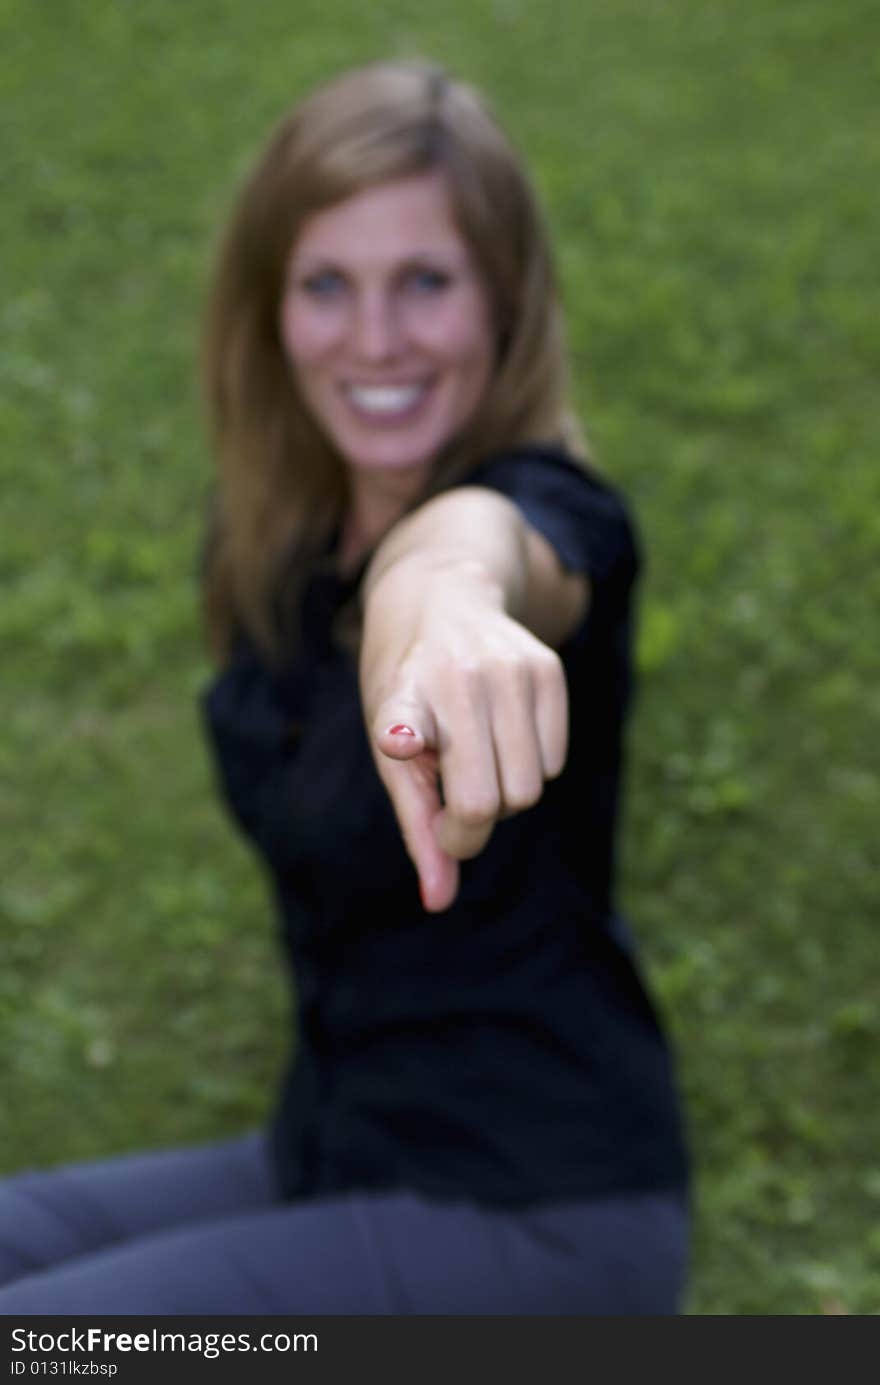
[361, 568, 569, 912]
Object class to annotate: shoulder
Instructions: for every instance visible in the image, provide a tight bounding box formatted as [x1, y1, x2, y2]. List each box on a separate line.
[460, 443, 642, 603]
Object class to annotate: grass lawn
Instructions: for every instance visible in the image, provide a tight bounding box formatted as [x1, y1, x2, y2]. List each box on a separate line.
[2, 0, 878, 1313]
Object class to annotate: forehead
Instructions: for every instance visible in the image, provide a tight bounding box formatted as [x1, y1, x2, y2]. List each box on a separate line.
[289, 172, 471, 266]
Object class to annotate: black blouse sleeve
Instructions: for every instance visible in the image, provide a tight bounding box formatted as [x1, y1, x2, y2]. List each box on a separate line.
[461, 445, 642, 618]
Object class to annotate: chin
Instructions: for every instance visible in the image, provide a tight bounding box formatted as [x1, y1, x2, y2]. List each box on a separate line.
[346, 452, 435, 474]
[338, 434, 443, 475]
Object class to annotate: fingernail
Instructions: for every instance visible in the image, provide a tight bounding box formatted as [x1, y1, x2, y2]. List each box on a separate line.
[387, 724, 416, 737]
[419, 878, 429, 910]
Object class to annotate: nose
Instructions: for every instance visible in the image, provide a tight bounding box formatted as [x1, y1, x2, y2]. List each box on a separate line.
[352, 288, 402, 363]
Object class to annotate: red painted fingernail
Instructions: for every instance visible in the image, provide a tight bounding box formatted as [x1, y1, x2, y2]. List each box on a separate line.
[387, 724, 416, 737]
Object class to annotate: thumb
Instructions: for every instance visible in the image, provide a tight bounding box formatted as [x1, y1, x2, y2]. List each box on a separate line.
[372, 698, 435, 762]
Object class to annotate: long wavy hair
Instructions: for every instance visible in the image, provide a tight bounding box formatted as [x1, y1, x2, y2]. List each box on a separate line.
[202, 58, 585, 662]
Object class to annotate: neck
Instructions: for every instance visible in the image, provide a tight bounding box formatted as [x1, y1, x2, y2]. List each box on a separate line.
[339, 467, 429, 573]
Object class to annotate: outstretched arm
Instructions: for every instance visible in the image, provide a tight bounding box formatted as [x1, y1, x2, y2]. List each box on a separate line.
[359, 486, 589, 912]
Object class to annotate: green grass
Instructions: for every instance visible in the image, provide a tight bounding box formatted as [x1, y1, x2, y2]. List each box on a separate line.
[2, 0, 879, 1314]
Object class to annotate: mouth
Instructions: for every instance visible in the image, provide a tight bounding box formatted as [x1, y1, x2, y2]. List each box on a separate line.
[343, 381, 432, 421]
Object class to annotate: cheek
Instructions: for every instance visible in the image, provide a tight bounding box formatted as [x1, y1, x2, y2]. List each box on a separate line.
[279, 300, 339, 371]
[418, 301, 495, 375]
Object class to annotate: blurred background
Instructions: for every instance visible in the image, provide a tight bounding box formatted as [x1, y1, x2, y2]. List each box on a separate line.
[2, 0, 878, 1313]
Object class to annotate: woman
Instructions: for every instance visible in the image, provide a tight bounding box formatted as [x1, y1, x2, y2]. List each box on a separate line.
[0, 59, 689, 1314]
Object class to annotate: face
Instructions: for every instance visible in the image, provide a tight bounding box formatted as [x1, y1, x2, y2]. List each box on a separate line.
[279, 172, 495, 485]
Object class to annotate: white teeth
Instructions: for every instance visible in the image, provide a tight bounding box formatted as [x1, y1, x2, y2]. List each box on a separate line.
[347, 384, 425, 415]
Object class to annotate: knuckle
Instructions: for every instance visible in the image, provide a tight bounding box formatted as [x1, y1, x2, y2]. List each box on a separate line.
[450, 791, 499, 828]
[455, 836, 491, 861]
[459, 661, 488, 702]
[492, 650, 529, 679]
[435, 659, 485, 707]
[545, 735, 569, 778]
[503, 780, 543, 813]
[534, 646, 565, 686]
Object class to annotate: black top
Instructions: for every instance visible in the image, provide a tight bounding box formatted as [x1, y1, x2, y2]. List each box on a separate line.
[202, 445, 689, 1207]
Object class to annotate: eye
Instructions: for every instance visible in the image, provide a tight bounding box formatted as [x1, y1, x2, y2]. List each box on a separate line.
[298, 268, 347, 298]
[401, 266, 452, 295]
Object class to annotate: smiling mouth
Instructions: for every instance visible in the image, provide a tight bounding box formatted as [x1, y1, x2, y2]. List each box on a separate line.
[344, 382, 431, 419]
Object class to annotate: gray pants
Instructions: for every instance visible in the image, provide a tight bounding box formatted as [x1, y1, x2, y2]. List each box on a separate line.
[0, 1133, 688, 1314]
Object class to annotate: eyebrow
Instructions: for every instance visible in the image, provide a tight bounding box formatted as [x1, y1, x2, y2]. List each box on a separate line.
[290, 246, 473, 274]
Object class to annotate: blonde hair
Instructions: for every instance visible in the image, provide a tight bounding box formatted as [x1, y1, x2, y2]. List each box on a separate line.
[202, 58, 585, 661]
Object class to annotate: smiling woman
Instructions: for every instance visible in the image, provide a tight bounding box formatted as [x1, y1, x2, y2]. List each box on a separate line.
[200, 59, 579, 659]
[278, 173, 496, 566]
[0, 58, 690, 1315]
